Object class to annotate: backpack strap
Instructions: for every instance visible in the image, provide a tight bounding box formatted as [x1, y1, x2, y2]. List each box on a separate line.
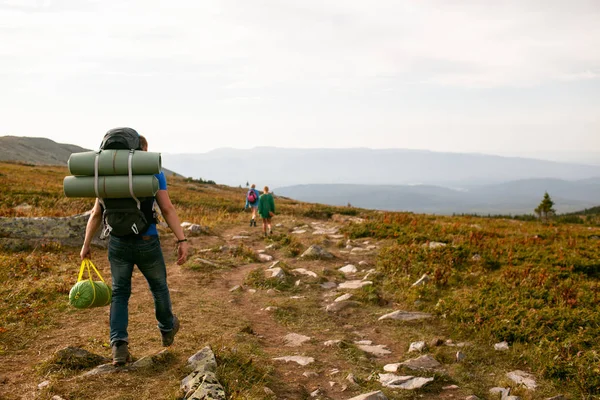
[127, 149, 142, 234]
[93, 151, 110, 239]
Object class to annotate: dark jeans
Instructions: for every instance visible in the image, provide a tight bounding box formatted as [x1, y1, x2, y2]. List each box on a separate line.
[108, 235, 174, 345]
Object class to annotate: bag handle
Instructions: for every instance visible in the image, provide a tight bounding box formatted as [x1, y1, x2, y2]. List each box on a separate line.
[75, 259, 108, 308]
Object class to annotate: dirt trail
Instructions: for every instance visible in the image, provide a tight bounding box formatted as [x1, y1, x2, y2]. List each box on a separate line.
[2, 217, 467, 400]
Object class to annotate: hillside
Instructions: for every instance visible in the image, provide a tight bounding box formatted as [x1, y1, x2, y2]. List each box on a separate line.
[161, 147, 600, 188]
[0, 136, 88, 165]
[1, 162, 599, 399]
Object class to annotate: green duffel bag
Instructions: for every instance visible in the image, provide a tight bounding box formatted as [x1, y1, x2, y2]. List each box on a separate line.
[69, 259, 112, 309]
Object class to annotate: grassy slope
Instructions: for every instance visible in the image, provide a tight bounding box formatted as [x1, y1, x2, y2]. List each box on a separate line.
[1, 161, 600, 399]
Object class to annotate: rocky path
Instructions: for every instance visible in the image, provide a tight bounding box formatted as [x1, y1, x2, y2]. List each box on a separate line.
[4, 216, 550, 400]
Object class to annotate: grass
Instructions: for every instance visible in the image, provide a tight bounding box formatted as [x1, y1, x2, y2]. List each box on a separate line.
[3, 161, 600, 398]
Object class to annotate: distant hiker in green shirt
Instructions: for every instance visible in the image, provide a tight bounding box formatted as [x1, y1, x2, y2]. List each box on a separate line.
[257, 186, 276, 237]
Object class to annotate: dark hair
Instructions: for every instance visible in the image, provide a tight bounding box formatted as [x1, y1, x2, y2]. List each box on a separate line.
[139, 135, 148, 150]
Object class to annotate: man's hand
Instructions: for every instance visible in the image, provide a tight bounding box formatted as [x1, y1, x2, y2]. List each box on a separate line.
[80, 244, 91, 261]
[177, 241, 190, 265]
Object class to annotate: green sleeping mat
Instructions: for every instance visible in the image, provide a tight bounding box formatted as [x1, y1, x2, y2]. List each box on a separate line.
[63, 175, 159, 198]
[68, 150, 161, 176]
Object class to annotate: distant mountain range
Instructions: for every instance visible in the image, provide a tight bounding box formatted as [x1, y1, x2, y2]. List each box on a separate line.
[162, 147, 600, 188]
[2, 137, 599, 215]
[275, 179, 600, 215]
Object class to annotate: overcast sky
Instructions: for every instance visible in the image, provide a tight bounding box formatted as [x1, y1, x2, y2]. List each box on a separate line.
[1, 0, 599, 160]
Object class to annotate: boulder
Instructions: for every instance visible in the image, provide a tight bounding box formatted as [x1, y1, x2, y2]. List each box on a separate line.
[301, 245, 334, 259]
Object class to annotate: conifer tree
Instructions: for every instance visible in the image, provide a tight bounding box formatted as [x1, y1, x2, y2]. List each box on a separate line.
[535, 192, 555, 221]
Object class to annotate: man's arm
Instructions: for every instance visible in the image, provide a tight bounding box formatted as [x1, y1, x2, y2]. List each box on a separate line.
[80, 199, 102, 260]
[155, 190, 189, 265]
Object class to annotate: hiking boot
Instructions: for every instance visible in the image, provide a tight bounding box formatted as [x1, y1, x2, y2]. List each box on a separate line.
[161, 315, 180, 347]
[253, 219, 257, 227]
[249, 219, 254, 227]
[112, 341, 132, 366]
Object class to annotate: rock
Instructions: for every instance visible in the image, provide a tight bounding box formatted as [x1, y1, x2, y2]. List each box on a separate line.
[346, 391, 388, 400]
[379, 374, 434, 390]
[358, 261, 369, 266]
[324, 340, 342, 347]
[456, 351, 466, 362]
[0, 213, 106, 251]
[292, 230, 307, 234]
[507, 370, 537, 390]
[293, 268, 318, 278]
[472, 254, 482, 261]
[37, 380, 50, 390]
[273, 356, 315, 366]
[326, 301, 361, 313]
[193, 258, 221, 268]
[263, 386, 275, 396]
[545, 396, 566, 400]
[425, 241, 447, 249]
[330, 234, 345, 239]
[181, 347, 225, 400]
[408, 341, 426, 353]
[411, 274, 429, 287]
[355, 340, 372, 345]
[82, 363, 120, 376]
[400, 355, 441, 370]
[334, 293, 353, 302]
[229, 285, 243, 292]
[383, 363, 400, 372]
[284, 333, 311, 347]
[301, 245, 334, 259]
[268, 260, 280, 269]
[465, 396, 481, 400]
[259, 253, 274, 262]
[181, 222, 209, 236]
[351, 247, 367, 253]
[356, 343, 392, 356]
[494, 341, 510, 351]
[490, 387, 510, 397]
[303, 371, 319, 378]
[339, 264, 358, 274]
[268, 267, 286, 279]
[51, 396, 66, 400]
[338, 280, 372, 289]
[346, 373, 357, 384]
[430, 338, 444, 347]
[378, 310, 433, 321]
[231, 235, 250, 240]
[320, 281, 338, 289]
[264, 306, 278, 312]
[50, 347, 109, 370]
[443, 385, 460, 390]
[310, 389, 321, 397]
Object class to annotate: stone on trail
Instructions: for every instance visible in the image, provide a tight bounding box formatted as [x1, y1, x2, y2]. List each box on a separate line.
[335, 293, 353, 302]
[507, 370, 537, 390]
[284, 333, 311, 347]
[303, 371, 319, 378]
[425, 241, 447, 249]
[268, 267, 286, 279]
[38, 380, 50, 390]
[456, 351, 466, 362]
[339, 264, 358, 274]
[232, 235, 250, 240]
[346, 391, 388, 400]
[229, 285, 243, 292]
[408, 341, 426, 353]
[465, 396, 482, 400]
[181, 347, 225, 400]
[338, 280, 372, 289]
[400, 354, 441, 370]
[356, 343, 392, 356]
[320, 281, 338, 289]
[292, 230, 307, 234]
[132, 349, 172, 369]
[326, 300, 361, 313]
[383, 363, 401, 372]
[378, 310, 433, 321]
[379, 373, 434, 390]
[181, 222, 209, 236]
[324, 340, 342, 347]
[259, 253, 274, 262]
[494, 341, 510, 351]
[301, 245, 334, 259]
[293, 268, 318, 278]
[273, 356, 315, 366]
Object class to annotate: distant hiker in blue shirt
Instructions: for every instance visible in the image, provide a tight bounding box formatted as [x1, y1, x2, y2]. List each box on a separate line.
[245, 184, 260, 227]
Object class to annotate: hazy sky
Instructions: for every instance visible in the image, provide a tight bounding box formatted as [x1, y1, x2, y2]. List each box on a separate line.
[1, 0, 599, 159]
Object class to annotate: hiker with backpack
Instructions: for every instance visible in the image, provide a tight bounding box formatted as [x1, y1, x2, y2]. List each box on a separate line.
[257, 185, 276, 237]
[244, 183, 260, 227]
[79, 128, 189, 366]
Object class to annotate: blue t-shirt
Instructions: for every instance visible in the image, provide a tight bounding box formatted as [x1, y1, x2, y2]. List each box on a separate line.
[143, 172, 167, 236]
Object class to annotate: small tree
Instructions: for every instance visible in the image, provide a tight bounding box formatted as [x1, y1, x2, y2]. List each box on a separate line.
[535, 192, 555, 221]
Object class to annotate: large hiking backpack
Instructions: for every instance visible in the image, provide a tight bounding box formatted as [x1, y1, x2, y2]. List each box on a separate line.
[247, 190, 257, 204]
[97, 128, 156, 237]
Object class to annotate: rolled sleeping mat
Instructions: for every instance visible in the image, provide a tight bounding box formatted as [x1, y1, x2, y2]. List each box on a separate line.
[69, 280, 112, 309]
[63, 175, 159, 198]
[68, 150, 161, 176]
